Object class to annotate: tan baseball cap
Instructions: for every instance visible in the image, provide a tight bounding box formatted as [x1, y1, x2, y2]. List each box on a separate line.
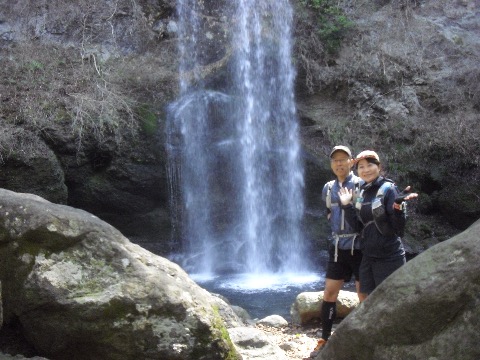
[355, 150, 380, 163]
[330, 145, 352, 158]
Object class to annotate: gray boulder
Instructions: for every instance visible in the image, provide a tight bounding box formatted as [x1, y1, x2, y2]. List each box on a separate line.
[317, 219, 480, 360]
[290, 290, 359, 325]
[0, 188, 241, 360]
[256, 315, 288, 328]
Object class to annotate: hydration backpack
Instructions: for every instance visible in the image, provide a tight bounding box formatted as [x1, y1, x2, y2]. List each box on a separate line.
[355, 180, 396, 236]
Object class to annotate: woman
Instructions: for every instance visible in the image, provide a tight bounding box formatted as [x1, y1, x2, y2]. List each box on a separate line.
[338, 150, 418, 296]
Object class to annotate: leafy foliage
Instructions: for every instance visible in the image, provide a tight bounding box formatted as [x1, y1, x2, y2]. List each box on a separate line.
[300, 0, 353, 54]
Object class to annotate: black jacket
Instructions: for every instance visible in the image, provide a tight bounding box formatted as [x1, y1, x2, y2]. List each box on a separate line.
[343, 176, 406, 259]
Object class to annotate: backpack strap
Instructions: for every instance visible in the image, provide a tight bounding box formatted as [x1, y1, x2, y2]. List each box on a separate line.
[371, 179, 396, 236]
[352, 177, 361, 204]
[325, 180, 335, 210]
[333, 233, 358, 261]
[376, 179, 394, 199]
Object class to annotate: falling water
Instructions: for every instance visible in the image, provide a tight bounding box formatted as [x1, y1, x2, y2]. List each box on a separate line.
[167, 0, 309, 276]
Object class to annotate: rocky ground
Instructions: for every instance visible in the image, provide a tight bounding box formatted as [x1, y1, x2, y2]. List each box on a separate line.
[256, 322, 328, 360]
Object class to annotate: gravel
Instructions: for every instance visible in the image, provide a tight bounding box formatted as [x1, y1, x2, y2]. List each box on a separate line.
[256, 322, 325, 360]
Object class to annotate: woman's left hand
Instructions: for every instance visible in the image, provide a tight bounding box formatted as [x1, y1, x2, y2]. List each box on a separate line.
[395, 186, 419, 203]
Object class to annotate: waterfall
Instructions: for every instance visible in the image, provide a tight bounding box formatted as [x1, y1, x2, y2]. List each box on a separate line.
[167, 0, 309, 275]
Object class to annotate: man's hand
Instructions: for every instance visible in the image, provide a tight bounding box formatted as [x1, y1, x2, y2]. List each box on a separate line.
[338, 187, 353, 206]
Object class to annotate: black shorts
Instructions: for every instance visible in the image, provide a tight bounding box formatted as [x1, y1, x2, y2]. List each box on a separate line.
[325, 249, 363, 282]
[359, 255, 406, 294]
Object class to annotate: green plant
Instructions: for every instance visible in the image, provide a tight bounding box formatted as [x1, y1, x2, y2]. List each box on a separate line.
[301, 0, 353, 54]
[27, 60, 44, 72]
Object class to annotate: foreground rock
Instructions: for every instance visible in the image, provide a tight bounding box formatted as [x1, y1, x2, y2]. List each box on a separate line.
[0, 189, 241, 360]
[290, 290, 359, 325]
[317, 219, 480, 360]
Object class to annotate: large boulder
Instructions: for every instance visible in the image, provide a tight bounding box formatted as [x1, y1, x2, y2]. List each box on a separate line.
[290, 290, 359, 325]
[0, 188, 241, 360]
[316, 219, 480, 360]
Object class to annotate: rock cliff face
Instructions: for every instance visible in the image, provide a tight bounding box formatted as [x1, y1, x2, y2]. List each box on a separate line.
[293, 0, 480, 248]
[0, 0, 178, 251]
[0, 0, 479, 253]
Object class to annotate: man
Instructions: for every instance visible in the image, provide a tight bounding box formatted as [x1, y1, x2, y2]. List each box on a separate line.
[310, 145, 366, 358]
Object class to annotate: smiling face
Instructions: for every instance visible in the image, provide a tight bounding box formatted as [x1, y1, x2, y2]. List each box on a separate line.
[356, 158, 381, 183]
[330, 151, 353, 181]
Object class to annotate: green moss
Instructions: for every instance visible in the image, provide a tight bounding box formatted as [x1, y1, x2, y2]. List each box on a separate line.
[137, 104, 158, 136]
[17, 240, 44, 257]
[75, 262, 117, 295]
[452, 35, 464, 46]
[211, 305, 240, 360]
[101, 298, 137, 319]
[191, 305, 240, 360]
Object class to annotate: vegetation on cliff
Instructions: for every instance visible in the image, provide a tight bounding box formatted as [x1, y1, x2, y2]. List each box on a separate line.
[294, 0, 480, 244]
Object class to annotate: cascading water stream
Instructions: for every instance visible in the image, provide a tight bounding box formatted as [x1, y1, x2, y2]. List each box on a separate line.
[234, 0, 305, 273]
[167, 0, 312, 279]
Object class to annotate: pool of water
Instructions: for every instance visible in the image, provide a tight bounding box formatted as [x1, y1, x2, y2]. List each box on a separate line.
[189, 249, 357, 321]
[193, 272, 325, 320]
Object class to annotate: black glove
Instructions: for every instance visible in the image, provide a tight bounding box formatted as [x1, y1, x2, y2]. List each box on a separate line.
[395, 187, 411, 204]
